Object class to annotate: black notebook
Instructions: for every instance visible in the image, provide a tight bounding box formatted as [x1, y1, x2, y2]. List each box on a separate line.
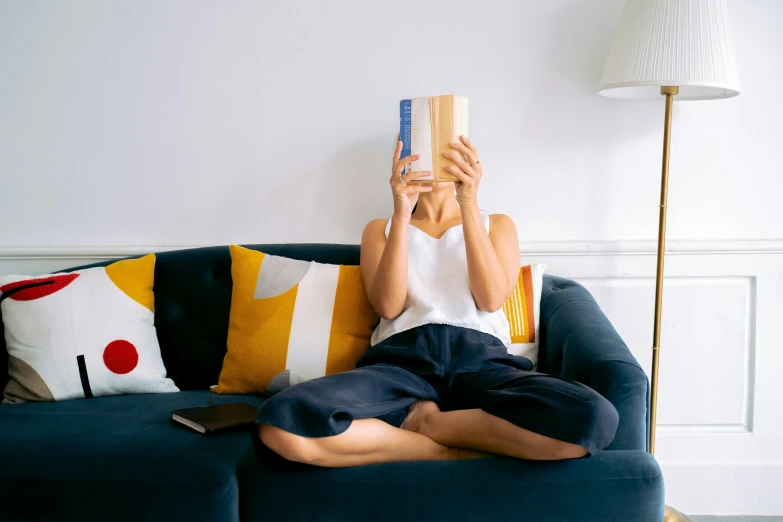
[170, 402, 259, 434]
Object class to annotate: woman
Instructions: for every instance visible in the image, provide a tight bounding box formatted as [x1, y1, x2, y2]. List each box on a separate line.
[256, 136, 618, 467]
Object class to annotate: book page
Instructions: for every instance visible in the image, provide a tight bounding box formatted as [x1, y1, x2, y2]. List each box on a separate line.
[409, 97, 433, 179]
[432, 95, 459, 182]
[457, 96, 469, 141]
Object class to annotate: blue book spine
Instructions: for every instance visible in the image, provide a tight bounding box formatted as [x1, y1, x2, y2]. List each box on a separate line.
[399, 99, 412, 171]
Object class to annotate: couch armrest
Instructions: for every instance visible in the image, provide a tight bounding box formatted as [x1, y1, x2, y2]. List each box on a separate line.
[538, 275, 649, 451]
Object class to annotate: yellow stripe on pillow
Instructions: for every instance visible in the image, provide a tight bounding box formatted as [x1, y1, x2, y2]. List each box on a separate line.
[105, 254, 156, 313]
[326, 265, 378, 375]
[502, 263, 545, 368]
[503, 265, 536, 344]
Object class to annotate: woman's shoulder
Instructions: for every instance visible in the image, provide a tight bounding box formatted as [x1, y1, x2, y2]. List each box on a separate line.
[364, 218, 388, 226]
[488, 213, 516, 235]
[363, 218, 389, 231]
[488, 212, 514, 222]
[361, 218, 390, 241]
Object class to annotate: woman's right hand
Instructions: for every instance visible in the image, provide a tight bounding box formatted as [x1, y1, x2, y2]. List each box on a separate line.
[390, 141, 432, 218]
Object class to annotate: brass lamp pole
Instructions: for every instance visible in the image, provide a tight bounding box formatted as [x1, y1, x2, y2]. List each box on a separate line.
[653, 85, 686, 522]
[598, 1, 740, 521]
[650, 85, 677, 455]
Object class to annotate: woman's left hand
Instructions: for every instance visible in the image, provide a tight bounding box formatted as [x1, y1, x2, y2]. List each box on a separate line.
[442, 135, 482, 206]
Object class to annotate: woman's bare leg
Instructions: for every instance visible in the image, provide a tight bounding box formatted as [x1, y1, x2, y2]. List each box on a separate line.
[401, 401, 588, 460]
[259, 418, 486, 468]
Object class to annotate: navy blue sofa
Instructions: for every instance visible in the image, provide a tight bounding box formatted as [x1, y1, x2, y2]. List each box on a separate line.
[0, 244, 664, 522]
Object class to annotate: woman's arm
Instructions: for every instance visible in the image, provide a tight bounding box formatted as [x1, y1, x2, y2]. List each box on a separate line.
[461, 206, 520, 312]
[443, 136, 520, 312]
[361, 141, 432, 319]
[361, 217, 410, 319]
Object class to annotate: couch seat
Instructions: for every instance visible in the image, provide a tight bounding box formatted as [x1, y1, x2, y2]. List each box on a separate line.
[0, 391, 264, 522]
[238, 445, 664, 522]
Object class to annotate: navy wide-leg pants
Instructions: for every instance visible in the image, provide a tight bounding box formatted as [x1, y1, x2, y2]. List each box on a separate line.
[255, 324, 618, 455]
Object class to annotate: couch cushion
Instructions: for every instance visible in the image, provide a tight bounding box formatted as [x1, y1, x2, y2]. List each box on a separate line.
[238, 447, 664, 522]
[0, 391, 264, 522]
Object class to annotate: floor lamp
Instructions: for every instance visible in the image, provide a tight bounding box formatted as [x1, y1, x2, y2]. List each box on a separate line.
[598, 1, 740, 521]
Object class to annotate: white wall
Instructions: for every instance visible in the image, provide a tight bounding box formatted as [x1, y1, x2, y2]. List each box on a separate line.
[1, 0, 782, 516]
[1, 0, 781, 246]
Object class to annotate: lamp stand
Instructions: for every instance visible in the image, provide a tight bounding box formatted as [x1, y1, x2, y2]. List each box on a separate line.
[651, 86, 692, 522]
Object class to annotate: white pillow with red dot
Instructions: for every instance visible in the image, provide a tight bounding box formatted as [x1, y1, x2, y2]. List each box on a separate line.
[0, 254, 178, 403]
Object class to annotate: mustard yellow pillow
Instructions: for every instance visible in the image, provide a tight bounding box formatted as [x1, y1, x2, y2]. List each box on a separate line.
[213, 245, 379, 395]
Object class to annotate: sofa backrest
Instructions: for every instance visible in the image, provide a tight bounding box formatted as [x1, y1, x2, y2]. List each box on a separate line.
[0, 244, 360, 392]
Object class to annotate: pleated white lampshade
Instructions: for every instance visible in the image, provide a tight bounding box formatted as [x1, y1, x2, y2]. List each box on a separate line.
[599, 0, 740, 101]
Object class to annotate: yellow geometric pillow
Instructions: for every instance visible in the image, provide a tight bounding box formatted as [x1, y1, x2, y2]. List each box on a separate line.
[502, 263, 545, 368]
[213, 245, 379, 396]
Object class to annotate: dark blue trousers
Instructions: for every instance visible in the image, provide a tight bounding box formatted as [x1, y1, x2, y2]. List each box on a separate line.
[255, 324, 618, 455]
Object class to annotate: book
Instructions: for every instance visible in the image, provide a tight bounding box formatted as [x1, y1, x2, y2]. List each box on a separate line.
[400, 94, 469, 182]
[170, 402, 259, 434]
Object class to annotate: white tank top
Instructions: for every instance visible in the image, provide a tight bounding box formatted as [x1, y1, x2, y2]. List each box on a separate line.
[370, 210, 512, 347]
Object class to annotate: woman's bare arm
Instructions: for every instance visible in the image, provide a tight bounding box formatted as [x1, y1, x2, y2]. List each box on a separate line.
[361, 141, 432, 319]
[361, 217, 410, 319]
[461, 207, 520, 312]
[442, 135, 519, 312]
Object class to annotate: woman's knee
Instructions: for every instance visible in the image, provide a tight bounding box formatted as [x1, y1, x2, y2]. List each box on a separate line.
[582, 393, 620, 450]
[543, 395, 617, 458]
[550, 439, 589, 459]
[258, 424, 325, 464]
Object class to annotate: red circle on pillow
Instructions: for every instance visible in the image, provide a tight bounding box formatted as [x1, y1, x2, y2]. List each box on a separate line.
[103, 340, 139, 374]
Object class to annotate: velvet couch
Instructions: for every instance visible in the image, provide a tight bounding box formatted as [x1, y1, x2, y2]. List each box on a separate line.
[0, 244, 664, 522]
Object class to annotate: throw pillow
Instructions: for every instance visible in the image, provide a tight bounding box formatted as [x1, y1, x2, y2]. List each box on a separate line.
[213, 245, 379, 396]
[502, 264, 546, 368]
[1, 254, 179, 404]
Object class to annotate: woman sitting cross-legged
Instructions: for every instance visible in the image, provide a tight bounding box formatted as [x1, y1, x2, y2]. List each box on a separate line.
[256, 136, 619, 467]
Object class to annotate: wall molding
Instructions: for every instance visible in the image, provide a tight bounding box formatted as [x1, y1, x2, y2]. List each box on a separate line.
[517, 239, 783, 256]
[1, 239, 783, 260]
[0, 246, 195, 260]
[658, 424, 751, 434]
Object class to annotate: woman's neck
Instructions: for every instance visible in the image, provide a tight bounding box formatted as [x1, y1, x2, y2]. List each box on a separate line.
[412, 186, 461, 223]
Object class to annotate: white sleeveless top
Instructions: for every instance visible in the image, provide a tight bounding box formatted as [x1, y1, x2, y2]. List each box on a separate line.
[370, 210, 512, 347]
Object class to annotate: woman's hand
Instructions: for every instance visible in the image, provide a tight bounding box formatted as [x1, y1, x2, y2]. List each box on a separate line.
[442, 135, 482, 206]
[390, 141, 432, 218]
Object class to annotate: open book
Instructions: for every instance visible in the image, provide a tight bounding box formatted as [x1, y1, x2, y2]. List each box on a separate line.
[400, 94, 469, 182]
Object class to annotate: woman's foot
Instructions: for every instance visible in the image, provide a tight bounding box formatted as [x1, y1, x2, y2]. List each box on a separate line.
[400, 400, 440, 435]
[401, 401, 491, 460]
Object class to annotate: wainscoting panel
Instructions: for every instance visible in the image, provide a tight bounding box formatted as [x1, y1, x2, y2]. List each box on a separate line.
[2, 240, 783, 515]
[583, 275, 754, 431]
[519, 240, 783, 515]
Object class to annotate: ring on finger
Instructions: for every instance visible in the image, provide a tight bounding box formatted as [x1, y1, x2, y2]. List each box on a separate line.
[398, 175, 406, 186]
